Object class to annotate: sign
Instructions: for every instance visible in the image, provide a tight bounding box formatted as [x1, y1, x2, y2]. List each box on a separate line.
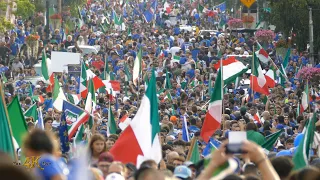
[240, 0, 256, 8]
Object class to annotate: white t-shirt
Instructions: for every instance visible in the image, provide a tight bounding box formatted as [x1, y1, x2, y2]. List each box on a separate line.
[169, 46, 181, 56]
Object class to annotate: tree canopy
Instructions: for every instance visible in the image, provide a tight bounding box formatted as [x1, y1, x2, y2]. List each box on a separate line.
[268, 0, 320, 54]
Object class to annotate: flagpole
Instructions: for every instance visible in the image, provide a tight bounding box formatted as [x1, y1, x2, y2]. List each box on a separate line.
[0, 81, 18, 161]
[220, 57, 224, 115]
[186, 137, 196, 161]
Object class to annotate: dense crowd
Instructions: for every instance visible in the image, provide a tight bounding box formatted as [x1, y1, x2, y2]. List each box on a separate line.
[0, 0, 320, 180]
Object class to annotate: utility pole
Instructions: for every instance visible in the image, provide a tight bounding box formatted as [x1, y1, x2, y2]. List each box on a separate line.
[45, 0, 50, 43]
[309, 6, 314, 65]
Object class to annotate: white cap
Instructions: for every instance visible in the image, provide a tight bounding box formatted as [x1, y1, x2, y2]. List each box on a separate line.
[105, 173, 125, 180]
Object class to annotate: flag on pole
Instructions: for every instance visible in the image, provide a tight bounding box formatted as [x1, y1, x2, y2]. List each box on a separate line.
[250, 52, 270, 95]
[24, 103, 38, 121]
[110, 69, 162, 165]
[262, 129, 284, 151]
[213, 57, 248, 85]
[182, 116, 190, 142]
[201, 69, 223, 143]
[80, 62, 105, 98]
[255, 42, 271, 64]
[0, 86, 16, 159]
[293, 113, 316, 170]
[7, 96, 28, 147]
[67, 94, 81, 105]
[133, 48, 142, 86]
[186, 138, 200, 164]
[107, 102, 117, 136]
[62, 100, 90, 140]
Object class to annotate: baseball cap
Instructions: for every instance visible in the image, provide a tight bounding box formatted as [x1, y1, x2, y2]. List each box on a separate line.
[105, 173, 125, 180]
[98, 152, 114, 163]
[174, 165, 192, 178]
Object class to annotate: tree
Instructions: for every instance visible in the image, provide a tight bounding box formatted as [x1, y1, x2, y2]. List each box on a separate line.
[15, 0, 35, 19]
[0, 17, 14, 33]
[268, 0, 320, 53]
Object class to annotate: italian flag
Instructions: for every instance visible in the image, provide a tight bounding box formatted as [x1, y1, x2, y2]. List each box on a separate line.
[213, 57, 248, 85]
[119, 114, 131, 130]
[85, 79, 96, 114]
[102, 80, 121, 92]
[133, 48, 142, 86]
[250, 53, 270, 95]
[265, 65, 276, 88]
[200, 69, 222, 143]
[41, 50, 54, 91]
[255, 42, 271, 64]
[52, 77, 67, 111]
[301, 83, 309, 112]
[109, 69, 162, 165]
[80, 61, 105, 99]
[293, 113, 316, 170]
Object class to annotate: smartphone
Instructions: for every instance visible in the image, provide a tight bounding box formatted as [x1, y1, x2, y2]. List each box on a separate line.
[226, 143, 247, 154]
[226, 131, 247, 154]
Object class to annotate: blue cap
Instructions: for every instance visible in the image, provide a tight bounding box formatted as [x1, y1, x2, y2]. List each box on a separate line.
[174, 165, 192, 179]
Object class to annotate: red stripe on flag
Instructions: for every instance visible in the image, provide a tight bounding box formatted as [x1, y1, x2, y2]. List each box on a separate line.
[250, 75, 270, 95]
[213, 56, 238, 70]
[265, 75, 276, 88]
[200, 111, 221, 143]
[68, 113, 90, 140]
[109, 126, 144, 165]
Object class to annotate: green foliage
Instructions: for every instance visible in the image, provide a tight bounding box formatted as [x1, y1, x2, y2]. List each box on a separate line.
[34, 0, 45, 12]
[64, 0, 86, 17]
[0, 1, 7, 11]
[268, 0, 320, 52]
[14, 0, 35, 19]
[0, 17, 14, 33]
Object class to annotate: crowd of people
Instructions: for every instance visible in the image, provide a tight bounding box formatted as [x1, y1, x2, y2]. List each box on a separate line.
[0, 0, 320, 180]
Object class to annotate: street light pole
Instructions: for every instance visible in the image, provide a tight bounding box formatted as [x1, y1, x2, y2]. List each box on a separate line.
[309, 6, 314, 65]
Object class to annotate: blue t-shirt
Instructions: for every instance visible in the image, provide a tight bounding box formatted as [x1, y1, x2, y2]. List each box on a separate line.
[173, 27, 180, 35]
[10, 43, 19, 55]
[43, 99, 53, 111]
[35, 155, 68, 180]
[186, 69, 195, 79]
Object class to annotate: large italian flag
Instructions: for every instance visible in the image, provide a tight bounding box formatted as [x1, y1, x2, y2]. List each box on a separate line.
[200, 69, 222, 143]
[250, 53, 270, 95]
[213, 56, 248, 85]
[301, 83, 309, 112]
[80, 61, 105, 98]
[110, 69, 162, 165]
